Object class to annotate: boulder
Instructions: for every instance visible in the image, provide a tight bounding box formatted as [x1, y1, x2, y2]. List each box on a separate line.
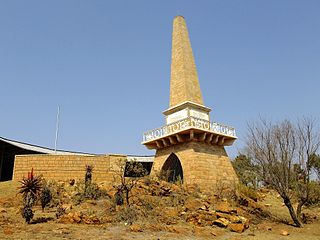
[239, 216, 249, 228]
[184, 198, 203, 212]
[213, 218, 229, 228]
[215, 201, 236, 214]
[228, 215, 243, 223]
[229, 223, 245, 233]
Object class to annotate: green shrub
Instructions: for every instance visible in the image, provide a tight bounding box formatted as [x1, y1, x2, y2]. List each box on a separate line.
[115, 206, 138, 224]
[40, 186, 52, 211]
[45, 180, 66, 207]
[237, 184, 258, 202]
[84, 182, 101, 199]
[306, 181, 320, 206]
[72, 180, 103, 205]
[22, 206, 34, 224]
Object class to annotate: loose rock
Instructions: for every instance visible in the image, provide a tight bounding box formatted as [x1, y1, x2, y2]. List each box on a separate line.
[281, 230, 289, 236]
[130, 224, 143, 232]
[229, 223, 245, 233]
[213, 218, 230, 228]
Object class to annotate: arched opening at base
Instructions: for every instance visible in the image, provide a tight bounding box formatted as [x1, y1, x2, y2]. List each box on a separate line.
[161, 153, 183, 183]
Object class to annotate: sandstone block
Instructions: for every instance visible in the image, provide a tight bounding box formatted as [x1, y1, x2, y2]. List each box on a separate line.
[229, 223, 245, 233]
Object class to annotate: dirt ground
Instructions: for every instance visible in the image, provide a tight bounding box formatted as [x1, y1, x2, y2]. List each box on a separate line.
[1, 180, 320, 240]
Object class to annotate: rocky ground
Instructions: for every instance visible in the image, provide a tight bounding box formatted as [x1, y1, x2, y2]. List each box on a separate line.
[0, 179, 320, 239]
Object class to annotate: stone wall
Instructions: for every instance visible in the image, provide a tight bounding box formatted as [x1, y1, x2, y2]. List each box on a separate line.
[151, 141, 238, 189]
[13, 154, 127, 182]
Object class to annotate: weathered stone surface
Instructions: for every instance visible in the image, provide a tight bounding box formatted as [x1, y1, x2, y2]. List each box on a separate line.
[216, 201, 233, 214]
[213, 218, 230, 228]
[239, 216, 249, 228]
[214, 207, 249, 232]
[169, 16, 203, 107]
[151, 141, 238, 190]
[184, 198, 203, 211]
[228, 215, 243, 223]
[229, 223, 245, 233]
[281, 230, 289, 236]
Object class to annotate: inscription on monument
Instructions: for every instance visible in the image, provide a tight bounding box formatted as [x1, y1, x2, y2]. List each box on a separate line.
[143, 116, 236, 142]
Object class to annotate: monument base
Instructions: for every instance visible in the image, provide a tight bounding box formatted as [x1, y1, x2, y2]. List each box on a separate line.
[151, 141, 238, 189]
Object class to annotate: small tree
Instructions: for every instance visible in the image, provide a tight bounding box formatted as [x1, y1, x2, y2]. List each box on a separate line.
[295, 118, 320, 218]
[114, 159, 147, 206]
[246, 118, 320, 227]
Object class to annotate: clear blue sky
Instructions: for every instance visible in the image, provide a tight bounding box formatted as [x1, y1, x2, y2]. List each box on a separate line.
[0, 1, 319, 158]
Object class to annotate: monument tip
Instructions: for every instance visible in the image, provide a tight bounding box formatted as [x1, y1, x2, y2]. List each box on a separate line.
[174, 15, 185, 20]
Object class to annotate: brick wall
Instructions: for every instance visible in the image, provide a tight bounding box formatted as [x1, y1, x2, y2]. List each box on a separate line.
[13, 154, 127, 182]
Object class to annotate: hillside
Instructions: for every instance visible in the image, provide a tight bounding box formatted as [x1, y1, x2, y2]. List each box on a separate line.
[0, 179, 320, 240]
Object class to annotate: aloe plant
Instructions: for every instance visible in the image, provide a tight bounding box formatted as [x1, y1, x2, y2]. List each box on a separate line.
[18, 169, 42, 223]
[18, 168, 42, 206]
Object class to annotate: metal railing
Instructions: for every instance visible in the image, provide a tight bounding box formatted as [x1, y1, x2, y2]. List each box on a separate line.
[143, 116, 236, 142]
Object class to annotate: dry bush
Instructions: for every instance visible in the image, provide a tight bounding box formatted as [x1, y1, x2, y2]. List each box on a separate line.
[72, 180, 107, 205]
[115, 206, 139, 224]
[237, 184, 258, 202]
[213, 179, 237, 202]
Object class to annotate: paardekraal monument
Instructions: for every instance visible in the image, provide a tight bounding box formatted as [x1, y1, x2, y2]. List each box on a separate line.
[142, 16, 238, 188]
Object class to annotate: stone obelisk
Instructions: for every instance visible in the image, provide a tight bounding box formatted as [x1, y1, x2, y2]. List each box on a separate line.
[142, 16, 238, 189]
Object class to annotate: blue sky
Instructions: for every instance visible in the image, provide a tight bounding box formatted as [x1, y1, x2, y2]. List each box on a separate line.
[0, 1, 319, 158]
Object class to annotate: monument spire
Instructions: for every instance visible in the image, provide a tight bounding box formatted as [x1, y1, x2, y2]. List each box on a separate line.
[142, 16, 238, 189]
[169, 16, 204, 107]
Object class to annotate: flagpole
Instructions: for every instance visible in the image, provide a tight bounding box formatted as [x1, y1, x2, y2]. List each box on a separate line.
[54, 106, 60, 153]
